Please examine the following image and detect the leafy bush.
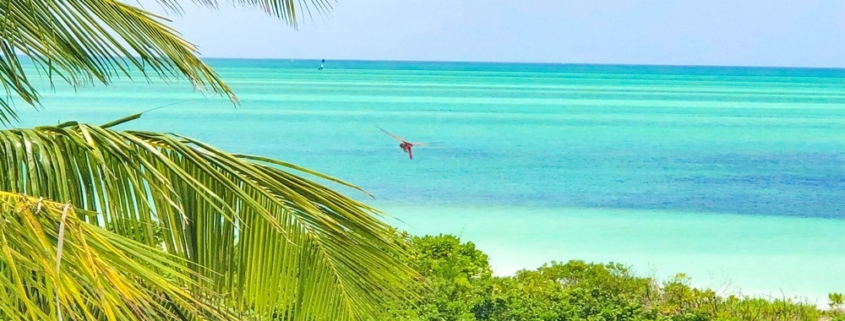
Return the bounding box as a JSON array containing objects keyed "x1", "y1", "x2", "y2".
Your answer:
[{"x1": 388, "y1": 234, "x2": 839, "y2": 321}]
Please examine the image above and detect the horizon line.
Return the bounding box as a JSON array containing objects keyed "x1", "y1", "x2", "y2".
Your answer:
[
  {"x1": 197, "y1": 56, "x2": 845, "y2": 71},
  {"x1": 13, "y1": 54, "x2": 845, "y2": 71}
]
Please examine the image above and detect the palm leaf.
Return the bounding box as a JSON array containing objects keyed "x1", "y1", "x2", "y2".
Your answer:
[
  {"x1": 0, "y1": 191, "x2": 235, "y2": 320},
  {"x1": 0, "y1": 119, "x2": 418, "y2": 320},
  {"x1": 153, "y1": 0, "x2": 337, "y2": 25},
  {"x1": 0, "y1": 0, "x2": 333, "y2": 125}
]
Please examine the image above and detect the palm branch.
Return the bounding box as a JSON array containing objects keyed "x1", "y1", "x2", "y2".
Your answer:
[
  {"x1": 0, "y1": 0, "x2": 333, "y2": 125},
  {"x1": 0, "y1": 116, "x2": 418, "y2": 320},
  {"x1": 0, "y1": 191, "x2": 234, "y2": 320}
]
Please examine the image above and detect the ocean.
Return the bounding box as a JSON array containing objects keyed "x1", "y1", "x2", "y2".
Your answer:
[{"x1": 13, "y1": 59, "x2": 845, "y2": 305}]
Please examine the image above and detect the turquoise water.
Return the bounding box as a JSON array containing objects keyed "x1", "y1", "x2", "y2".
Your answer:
[{"x1": 14, "y1": 59, "x2": 845, "y2": 304}]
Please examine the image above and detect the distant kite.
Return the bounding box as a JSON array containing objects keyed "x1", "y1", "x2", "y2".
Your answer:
[{"x1": 378, "y1": 127, "x2": 432, "y2": 160}]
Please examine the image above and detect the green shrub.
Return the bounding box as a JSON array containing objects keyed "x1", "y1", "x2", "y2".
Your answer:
[{"x1": 387, "y1": 234, "x2": 835, "y2": 321}]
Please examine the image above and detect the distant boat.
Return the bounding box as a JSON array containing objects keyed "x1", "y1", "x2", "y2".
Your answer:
[{"x1": 318, "y1": 59, "x2": 325, "y2": 70}]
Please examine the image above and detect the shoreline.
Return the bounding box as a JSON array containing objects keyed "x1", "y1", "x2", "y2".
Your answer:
[{"x1": 374, "y1": 203, "x2": 845, "y2": 308}]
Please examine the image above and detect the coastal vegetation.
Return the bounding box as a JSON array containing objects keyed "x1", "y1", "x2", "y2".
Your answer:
[{"x1": 388, "y1": 234, "x2": 845, "y2": 321}]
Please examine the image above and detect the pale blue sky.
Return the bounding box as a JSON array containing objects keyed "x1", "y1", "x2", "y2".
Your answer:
[{"x1": 149, "y1": 0, "x2": 845, "y2": 67}]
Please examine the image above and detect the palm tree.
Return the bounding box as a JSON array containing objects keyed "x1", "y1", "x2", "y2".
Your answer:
[{"x1": 0, "y1": 0, "x2": 417, "y2": 320}]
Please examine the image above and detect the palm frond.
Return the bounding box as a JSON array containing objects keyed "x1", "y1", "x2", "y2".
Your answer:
[
  {"x1": 0, "y1": 119, "x2": 418, "y2": 319},
  {"x1": 0, "y1": 0, "x2": 236, "y2": 125},
  {"x1": 0, "y1": 191, "x2": 233, "y2": 320},
  {"x1": 0, "y1": 0, "x2": 337, "y2": 125},
  {"x1": 152, "y1": 0, "x2": 336, "y2": 27}
]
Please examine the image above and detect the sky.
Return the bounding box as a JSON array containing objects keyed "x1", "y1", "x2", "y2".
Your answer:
[{"x1": 143, "y1": 0, "x2": 845, "y2": 67}]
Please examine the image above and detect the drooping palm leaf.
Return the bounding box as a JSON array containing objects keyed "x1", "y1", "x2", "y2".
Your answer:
[
  {"x1": 0, "y1": 119, "x2": 417, "y2": 320},
  {"x1": 0, "y1": 0, "x2": 333, "y2": 125},
  {"x1": 153, "y1": 0, "x2": 337, "y2": 24},
  {"x1": 0, "y1": 191, "x2": 235, "y2": 321}
]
